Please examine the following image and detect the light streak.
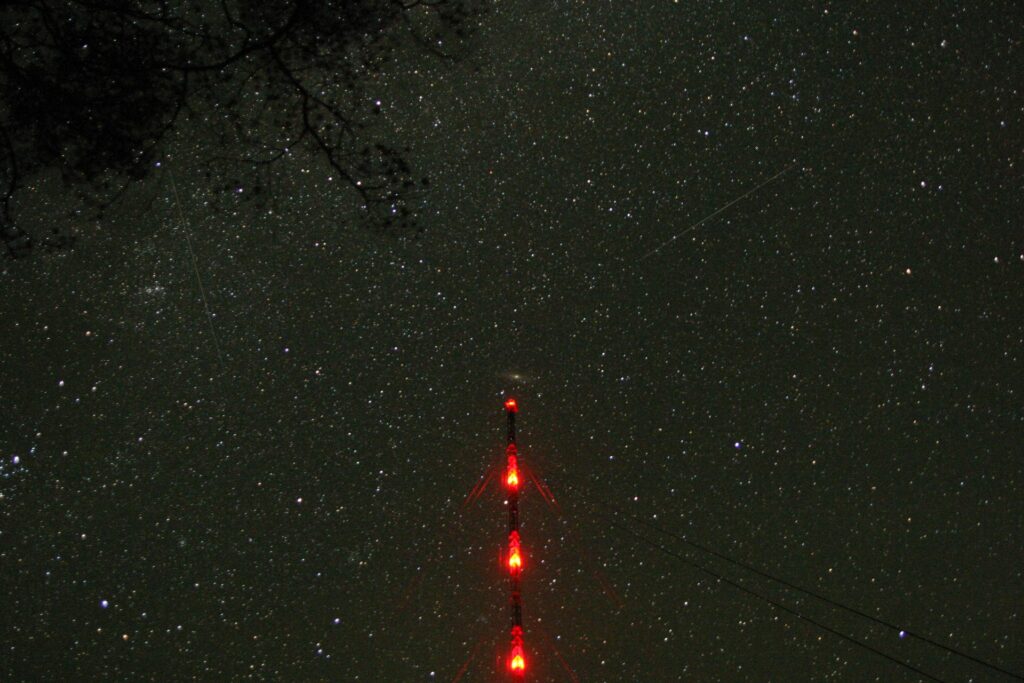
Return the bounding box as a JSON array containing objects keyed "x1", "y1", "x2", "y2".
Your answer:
[{"x1": 641, "y1": 165, "x2": 792, "y2": 259}]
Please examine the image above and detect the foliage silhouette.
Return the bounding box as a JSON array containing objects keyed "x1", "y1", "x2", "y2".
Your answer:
[{"x1": 0, "y1": 0, "x2": 485, "y2": 258}]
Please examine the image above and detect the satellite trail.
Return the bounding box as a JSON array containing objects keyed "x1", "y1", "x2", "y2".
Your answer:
[{"x1": 641, "y1": 165, "x2": 793, "y2": 260}]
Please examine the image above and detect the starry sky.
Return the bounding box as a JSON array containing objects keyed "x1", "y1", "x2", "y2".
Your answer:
[{"x1": 2, "y1": 1, "x2": 1022, "y2": 681}]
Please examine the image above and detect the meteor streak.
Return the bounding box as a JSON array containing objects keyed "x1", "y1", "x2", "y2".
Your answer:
[{"x1": 641, "y1": 165, "x2": 793, "y2": 260}]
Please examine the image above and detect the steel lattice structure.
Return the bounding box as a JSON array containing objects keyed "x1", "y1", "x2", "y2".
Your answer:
[{"x1": 503, "y1": 397, "x2": 526, "y2": 678}]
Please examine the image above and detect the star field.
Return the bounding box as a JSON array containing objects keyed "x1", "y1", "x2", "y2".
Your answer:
[{"x1": 1, "y1": 1, "x2": 1022, "y2": 681}]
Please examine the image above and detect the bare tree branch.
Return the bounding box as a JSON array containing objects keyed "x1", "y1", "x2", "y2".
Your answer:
[{"x1": 0, "y1": 0, "x2": 487, "y2": 257}]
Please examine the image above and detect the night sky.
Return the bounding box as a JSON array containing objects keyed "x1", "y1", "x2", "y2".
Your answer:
[{"x1": 2, "y1": 2, "x2": 1022, "y2": 681}]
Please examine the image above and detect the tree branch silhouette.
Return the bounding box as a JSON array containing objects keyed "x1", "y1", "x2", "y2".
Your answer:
[{"x1": 0, "y1": 0, "x2": 485, "y2": 258}]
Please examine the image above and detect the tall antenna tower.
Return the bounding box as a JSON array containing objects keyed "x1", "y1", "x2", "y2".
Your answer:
[{"x1": 503, "y1": 397, "x2": 526, "y2": 679}]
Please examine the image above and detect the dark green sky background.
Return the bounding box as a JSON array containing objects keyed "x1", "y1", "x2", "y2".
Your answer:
[{"x1": 2, "y1": 1, "x2": 1022, "y2": 681}]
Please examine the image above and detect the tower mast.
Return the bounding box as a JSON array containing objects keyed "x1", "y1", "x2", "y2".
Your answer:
[{"x1": 503, "y1": 397, "x2": 526, "y2": 679}]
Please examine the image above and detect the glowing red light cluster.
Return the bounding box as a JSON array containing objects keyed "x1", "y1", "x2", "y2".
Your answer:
[
  {"x1": 505, "y1": 397, "x2": 518, "y2": 413},
  {"x1": 507, "y1": 531, "x2": 522, "y2": 572},
  {"x1": 509, "y1": 625, "x2": 526, "y2": 675},
  {"x1": 506, "y1": 465, "x2": 519, "y2": 489},
  {"x1": 506, "y1": 447, "x2": 520, "y2": 490}
]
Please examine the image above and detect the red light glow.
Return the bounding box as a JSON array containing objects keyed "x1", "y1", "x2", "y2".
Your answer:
[
  {"x1": 505, "y1": 397, "x2": 518, "y2": 412},
  {"x1": 507, "y1": 531, "x2": 522, "y2": 572},
  {"x1": 506, "y1": 454, "x2": 520, "y2": 489},
  {"x1": 509, "y1": 626, "x2": 526, "y2": 674}
]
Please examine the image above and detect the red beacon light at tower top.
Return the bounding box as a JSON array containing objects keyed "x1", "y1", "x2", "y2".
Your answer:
[{"x1": 504, "y1": 397, "x2": 518, "y2": 413}]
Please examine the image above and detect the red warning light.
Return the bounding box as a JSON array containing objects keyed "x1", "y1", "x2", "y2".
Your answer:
[
  {"x1": 509, "y1": 626, "x2": 526, "y2": 675},
  {"x1": 505, "y1": 397, "x2": 518, "y2": 413},
  {"x1": 510, "y1": 651, "x2": 525, "y2": 674},
  {"x1": 507, "y1": 531, "x2": 522, "y2": 572},
  {"x1": 506, "y1": 454, "x2": 520, "y2": 489}
]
